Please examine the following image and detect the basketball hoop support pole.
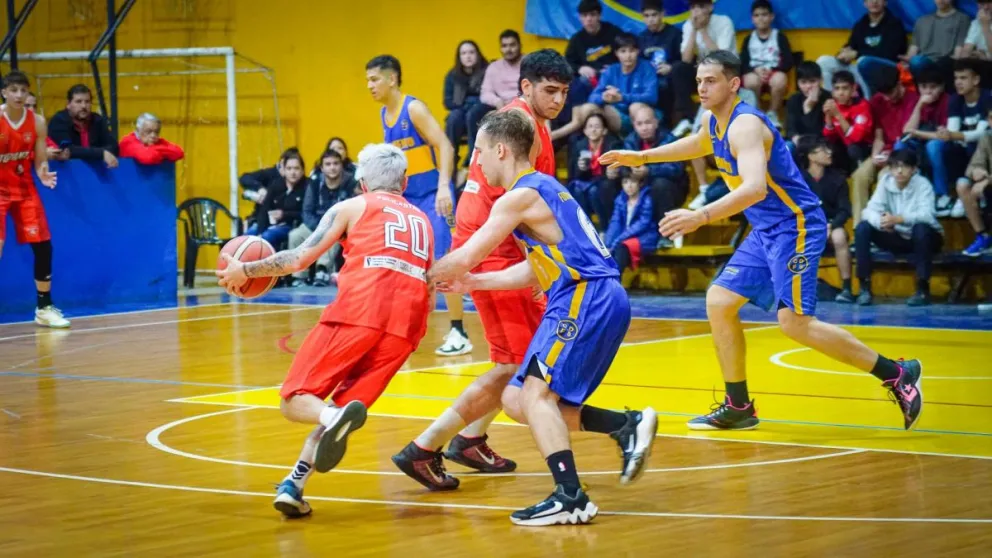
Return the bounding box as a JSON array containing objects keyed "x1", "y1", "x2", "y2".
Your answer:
[{"x1": 225, "y1": 51, "x2": 239, "y2": 215}]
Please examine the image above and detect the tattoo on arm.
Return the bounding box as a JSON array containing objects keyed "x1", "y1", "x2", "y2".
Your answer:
[{"x1": 244, "y1": 207, "x2": 341, "y2": 278}]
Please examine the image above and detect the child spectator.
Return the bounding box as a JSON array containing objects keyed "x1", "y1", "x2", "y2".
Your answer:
[
  {"x1": 799, "y1": 136, "x2": 854, "y2": 302},
  {"x1": 740, "y1": 0, "x2": 793, "y2": 129},
  {"x1": 558, "y1": 0, "x2": 621, "y2": 135},
  {"x1": 118, "y1": 113, "x2": 185, "y2": 164},
  {"x1": 785, "y1": 62, "x2": 829, "y2": 151},
  {"x1": 605, "y1": 169, "x2": 659, "y2": 271},
  {"x1": 855, "y1": 148, "x2": 943, "y2": 306},
  {"x1": 822, "y1": 70, "x2": 873, "y2": 173},
  {"x1": 670, "y1": 0, "x2": 736, "y2": 136},
  {"x1": 567, "y1": 113, "x2": 622, "y2": 228},
  {"x1": 958, "y1": 106, "x2": 992, "y2": 256},
  {"x1": 587, "y1": 32, "x2": 660, "y2": 135},
  {"x1": 638, "y1": 0, "x2": 682, "y2": 124}
]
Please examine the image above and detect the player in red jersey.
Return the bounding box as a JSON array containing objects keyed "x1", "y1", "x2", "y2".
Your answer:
[
  {"x1": 392, "y1": 49, "x2": 575, "y2": 490},
  {"x1": 217, "y1": 143, "x2": 435, "y2": 518},
  {"x1": 0, "y1": 71, "x2": 67, "y2": 328}
]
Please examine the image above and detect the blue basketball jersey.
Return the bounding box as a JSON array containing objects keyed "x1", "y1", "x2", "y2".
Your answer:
[
  {"x1": 381, "y1": 95, "x2": 439, "y2": 199},
  {"x1": 708, "y1": 99, "x2": 822, "y2": 233},
  {"x1": 510, "y1": 170, "x2": 619, "y2": 297}
]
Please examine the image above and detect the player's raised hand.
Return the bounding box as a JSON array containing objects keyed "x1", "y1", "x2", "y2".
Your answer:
[
  {"x1": 216, "y1": 253, "x2": 248, "y2": 292},
  {"x1": 659, "y1": 208, "x2": 706, "y2": 238},
  {"x1": 599, "y1": 150, "x2": 645, "y2": 170}
]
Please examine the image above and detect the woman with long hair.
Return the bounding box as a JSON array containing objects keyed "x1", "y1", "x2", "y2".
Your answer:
[{"x1": 443, "y1": 40, "x2": 488, "y2": 173}]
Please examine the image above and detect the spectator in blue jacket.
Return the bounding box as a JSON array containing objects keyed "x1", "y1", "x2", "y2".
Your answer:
[
  {"x1": 622, "y1": 105, "x2": 687, "y2": 232},
  {"x1": 606, "y1": 169, "x2": 660, "y2": 272}
]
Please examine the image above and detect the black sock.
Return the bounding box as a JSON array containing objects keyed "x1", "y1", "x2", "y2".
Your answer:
[
  {"x1": 546, "y1": 450, "x2": 581, "y2": 496},
  {"x1": 725, "y1": 381, "x2": 750, "y2": 408},
  {"x1": 870, "y1": 354, "x2": 902, "y2": 382},
  {"x1": 916, "y1": 279, "x2": 930, "y2": 295},
  {"x1": 859, "y1": 278, "x2": 871, "y2": 294},
  {"x1": 842, "y1": 278, "x2": 852, "y2": 291},
  {"x1": 451, "y1": 319, "x2": 466, "y2": 337},
  {"x1": 37, "y1": 291, "x2": 52, "y2": 309},
  {"x1": 579, "y1": 405, "x2": 629, "y2": 434}
]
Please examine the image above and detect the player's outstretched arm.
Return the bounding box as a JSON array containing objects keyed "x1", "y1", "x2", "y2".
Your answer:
[
  {"x1": 33, "y1": 114, "x2": 57, "y2": 189},
  {"x1": 429, "y1": 189, "x2": 534, "y2": 284},
  {"x1": 600, "y1": 117, "x2": 714, "y2": 169},
  {"x1": 468, "y1": 259, "x2": 538, "y2": 291}
]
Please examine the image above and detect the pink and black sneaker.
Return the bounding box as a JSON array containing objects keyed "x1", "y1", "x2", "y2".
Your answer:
[
  {"x1": 444, "y1": 434, "x2": 517, "y2": 473},
  {"x1": 687, "y1": 397, "x2": 759, "y2": 431},
  {"x1": 392, "y1": 442, "x2": 460, "y2": 491},
  {"x1": 882, "y1": 359, "x2": 924, "y2": 430}
]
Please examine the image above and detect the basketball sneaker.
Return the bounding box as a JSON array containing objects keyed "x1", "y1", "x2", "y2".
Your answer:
[
  {"x1": 392, "y1": 442, "x2": 460, "y2": 491},
  {"x1": 687, "y1": 397, "x2": 759, "y2": 430},
  {"x1": 509, "y1": 485, "x2": 598, "y2": 526},
  {"x1": 882, "y1": 359, "x2": 923, "y2": 430},
  {"x1": 444, "y1": 434, "x2": 517, "y2": 473},
  {"x1": 273, "y1": 480, "x2": 312, "y2": 518},
  {"x1": 313, "y1": 400, "x2": 367, "y2": 473},
  {"x1": 35, "y1": 305, "x2": 70, "y2": 329},
  {"x1": 435, "y1": 327, "x2": 472, "y2": 357},
  {"x1": 609, "y1": 407, "x2": 658, "y2": 484}
]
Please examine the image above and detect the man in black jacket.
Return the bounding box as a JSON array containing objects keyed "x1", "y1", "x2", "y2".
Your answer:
[
  {"x1": 816, "y1": 0, "x2": 908, "y2": 97},
  {"x1": 46, "y1": 84, "x2": 119, "y2": 168}
]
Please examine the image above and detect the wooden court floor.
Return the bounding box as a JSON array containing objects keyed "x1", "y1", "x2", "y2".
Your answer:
[{"x1": 1, "y1": 302, "x2": 990, "y2": 556}]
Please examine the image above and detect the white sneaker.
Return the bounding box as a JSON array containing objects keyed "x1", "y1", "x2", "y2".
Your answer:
[
  {"x1": 688, "y1": 187, "x2": 709, "y2": 210},
  {"x1": 35, "y1": 305, "x2": 70, "y2": 329},
  {"x1": 950, "y1": 198, "x2": 966, "y2": 219},
  {"x1": 672, "y1": 119, "x2": 693, "y2": 138},
  {"x1": 435, "y1": 327, "x2": 472, "y2": 357},
  {"x1": 767, "y1": 111, "x2": 782, "y2": 130}
]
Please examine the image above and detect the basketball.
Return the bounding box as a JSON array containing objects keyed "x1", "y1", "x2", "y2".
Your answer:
[{"x1": 218, "y1": 235, "x2": 278, "y2": 299}]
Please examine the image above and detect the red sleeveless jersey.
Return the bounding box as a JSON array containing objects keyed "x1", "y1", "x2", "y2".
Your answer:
[
  {"x1": 0, "y1": 107, "x2": 38, "y2": 202},
  {"x1": 320, "y1": 192, "x2": 433, "y2": 345},
  {"x1": 453, "y1": 98, "x2": 556, "y2": 271}
]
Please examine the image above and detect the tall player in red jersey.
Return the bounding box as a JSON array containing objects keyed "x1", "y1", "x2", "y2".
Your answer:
[
  {"x1": 0, "y1": 71, "x2": 68, "y2": 328},
  {"x1": 217, "y1": 144, "x2": 435, "y2": 518},
  {"x1": 392, "y1": 50, "x2": 574, "y2": 490}
]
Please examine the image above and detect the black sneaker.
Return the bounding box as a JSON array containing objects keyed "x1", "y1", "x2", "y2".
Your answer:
[
  {"x1": 444, "y1": 434, "x2": 517, "y2": 473},
  {"x1": 835, "y1": 288, "x2": 855, "y2": 303},
  {"x1": 313, "y1": 400, "x2": 367, "y2": 473},
  {"x1": 857, "y1": 291, "x2": 873, "y2": 306},
  {"x1": 509, "y1": 484, "x2": 598, "y2": 526},
  {"x1": 392, "y1": 442, "x2": 460, "y2": 491},
  {"x1": 609, "y1": 407, "x2": 658, "y2": 484},
  {"x1": 882, "y1": 359, "x2": 924, "y2": 430},
  {"x1": 687, "y1": 397, "x2": 759, "y2": 431},
  {"x1": 906, "y1": 292, "x2": 930, "y2": 306}
]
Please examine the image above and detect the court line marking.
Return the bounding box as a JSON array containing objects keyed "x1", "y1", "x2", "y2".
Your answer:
[
  {"x1": 0, "y1": 301, "x2": 238, "y2": 327},
  {"x1": 145, "y1": 406, "x2": 866, "y2": 477},
  {"x1": 770, "y1": 347, "x2": 992, "y2": 381},
  {"x1": 0, "y1": 466, "x2": 988, "y2": 524},
  {"x1": 0, "y1": 307, "x2": 313, "y2": 343},
  {"x1": 3, "y1": 338, "x2": 131, "y2": 370}
]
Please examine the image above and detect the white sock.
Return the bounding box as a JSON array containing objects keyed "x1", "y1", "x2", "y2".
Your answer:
[
  {"x1": 318, "y1": 405, "x2": 340, "y2": 428},
  {"x1": 414, "y1": 408, "x2": 466, "y2": 450},
  {"x1": 284, "y1": 460, "x2": 313, "y2": 490},
  {"x1": 459, "y1": 409, "x2": 500, "y2": 439}
]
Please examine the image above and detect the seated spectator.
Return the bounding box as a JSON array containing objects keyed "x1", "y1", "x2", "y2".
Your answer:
[
  {"x1": 622, "y1": 105, "x2": 686, "y2": 229},
  {"x1": 670, "y1": 0, "x2": 736, "y2": 136},
  {"x1": 903, "y1": 0, "x2": 970, "y2": 80},
  {"x1": 822, "y1": 70, "x2": 873, "y2": 173},
  {"x1": 605, "y1": 169, "x2": 659, "y2": 272},
  {"x1": 816, "y1": 0, "x2": 907, "y2": 98},
  {"x1": 638, "y1": 0, "x2": 682, "y2": 126},
  {"x1": 556, "y1": 0, "x2": 621, "y2": 138},
  {"x1": 46, "y1": 84, "x2": 119, "y2": 168},
  {"x1": 586, "y1": 33, "x2": 659, "y2": 135},
  {"x1": 899, "y1": 67, "x2": 950, "y2": 202},
  {"x1": 25, "y1": 91, "x2": 38, "y2": 113},
  {"x1": 567, "y1": 113, "x2": 622, "y2": 228},
  {"x1": 851, "y1": 65, "x2": 920, "y2": 223},
  {"x1": 786, "y1": 63, "x2": 828, "y2": 152},
  {"x1": 476, "y1": 30, "x2": 524, "y2": 132},
  {"x1": 798, "y1": 136, "x2": 854, "y2": 302},
  {"x1": 910, "y1": 60, "x2": 991, "y2": 216},
  {"x1": 240, "y1": 147, "x2": 301, "y2": 224},
  {"x1": 961, "y1": 0, "x2": 992, "y2": 70},
  {"x1": 248, "y1": 149, "x2": 307, "y2": 250},
  {"x1": 957, "y1": 106, "x2": 992, "y2": 256},
  {"x1": 118, "y1": 113, "x2": 185, "y2": 165},
  {"x1": 289, "y1": 149, "x2": 357, "y2": 286},
  {"x1": 444, "y1": 40, "x2": 488, "y2": 171},
  {"x1": 740, "y1": 0, "x2": 793, "y2": 129},
  {"x1": 855, "y1": 148, "x2": 943, "y2": 306}
]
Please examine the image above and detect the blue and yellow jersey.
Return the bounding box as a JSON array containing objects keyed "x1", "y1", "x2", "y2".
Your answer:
[
  {"x1": 381, "y1": 95, "x2": 439, "y2": 199},
  {"x1": 707, "y1": 99, "x2": 822, "y2": 233},
  {"x1": 510, "y1": 170, "x2": 619, "y2": 298}
]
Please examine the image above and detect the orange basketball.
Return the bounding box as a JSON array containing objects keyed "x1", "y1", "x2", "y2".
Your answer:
[{"x1": 218, "y1": 235, "x2": 278, "y2": 299}]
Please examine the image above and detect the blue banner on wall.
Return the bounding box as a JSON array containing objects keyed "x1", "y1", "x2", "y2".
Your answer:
[
  {"x1": 525, "y1": 0, "x2": 979, "y2": 39},
  {"x1": 0, "y1": 160, "x2": 178, "y2": 315}
]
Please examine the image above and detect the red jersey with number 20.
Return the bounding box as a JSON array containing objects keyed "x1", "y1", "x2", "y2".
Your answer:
[
  {"x1": 320, "y1": 192, "x2": 433, "y2": 345},
  {"x1": 0, "y1": 107, "x2": 38, "y2": 201},
  {"x1": 453, "y1": 98, "x2": 556, "y2": 271}
]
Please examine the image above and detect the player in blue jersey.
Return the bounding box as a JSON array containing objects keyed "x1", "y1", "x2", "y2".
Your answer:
[
  {"x1": 366, "y1": 55, "x2": 472, "y2": 358},
  {"x1": 601, "y1": 50, "x2": 923, "y2": 432},
  {"x1": 430, "y1": 110, "x2": 658, "y2": 527}
]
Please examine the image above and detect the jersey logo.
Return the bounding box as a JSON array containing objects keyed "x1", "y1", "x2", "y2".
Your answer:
[
  {"x1": 23, "y1": 133, "x2": 33, "y2": 143},
  {"x1": 557, "y1": 191, "x2": 573, "y2": 202},
  {"x1": 787, "y1": 255, "x2": 809, "y2": 274},
  {"x1": 401, "y1": 119, "x2": 409, "y2": 132},
  {"x1": 0, "y1": 150, "x2": 31, "y2": 163},
  {"x1": 463, "y1": 180, "x2": 480, "y2": 194},
  {"x1": 555, "y1": 318, "x2": 579, "y2": 342}
]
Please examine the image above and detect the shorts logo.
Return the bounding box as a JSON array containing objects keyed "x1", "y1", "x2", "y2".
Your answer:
[
  {"x1": 788, "y1": 254, "x2": 809, "y2": 274},
  {"x1": 555, "y1": 318, "x2": 579, "y2": 342}
]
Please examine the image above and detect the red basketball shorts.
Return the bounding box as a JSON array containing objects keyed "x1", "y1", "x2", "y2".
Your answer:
[
  {"x1": 280, "y1": 322, "x2": 414, "y2": 407},
  {"x1": 471, "y1": 287, "x2": 545, "y2": 365},
  {"x1": 0, "y1": 186, "x2": 51, "y2": 244}
]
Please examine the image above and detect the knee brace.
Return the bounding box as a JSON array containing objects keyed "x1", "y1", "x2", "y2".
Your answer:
[{"x1": 31, "y1": 240, "x2": 53, "y2": 282}]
